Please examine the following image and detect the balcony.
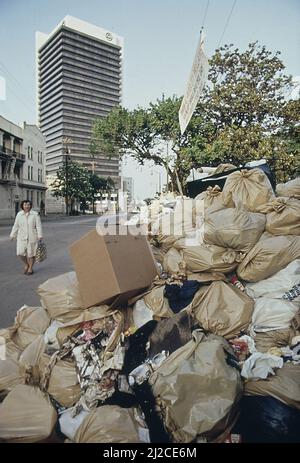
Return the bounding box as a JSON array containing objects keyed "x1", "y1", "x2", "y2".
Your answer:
[
  {"x1": 0, "y1": 177, "x2": 16, "y2": 186},
  {"x1": 0, "y1": 146, "x2": 26, "y2": 162}
]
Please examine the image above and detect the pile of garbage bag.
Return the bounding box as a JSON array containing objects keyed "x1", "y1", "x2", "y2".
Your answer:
[{"x1": 0, "y1": 170, "x2": 300, "y2": 443}]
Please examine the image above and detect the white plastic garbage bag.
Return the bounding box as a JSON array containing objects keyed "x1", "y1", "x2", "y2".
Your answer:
[
  {"x1": 59, "y1": 408, "x2": 90, "y2": 441},
  {"x1": 132, "y1": 299, "x2": 153, "y2": 328},
  {"x1": 249, "y1": 298, "x2": 299, "y2": 335},
  {"x1": 245, "y1": 260, "x2": 300, "y2": 301},
  {"x1": 44, "y1": 320, "x2": 64, "y2": 350},
  {"x1": 241, "y1": 352, "x2": 283, "y2": 379}
]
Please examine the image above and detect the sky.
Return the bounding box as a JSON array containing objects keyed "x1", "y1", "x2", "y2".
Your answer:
[{"x1": 0, "y1": 0, "x2": 299, "y2": 199}]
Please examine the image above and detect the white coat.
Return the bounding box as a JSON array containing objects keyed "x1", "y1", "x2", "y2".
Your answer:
[{"x1": 10, "y1": 210, "x2": 43, "y2": 257}]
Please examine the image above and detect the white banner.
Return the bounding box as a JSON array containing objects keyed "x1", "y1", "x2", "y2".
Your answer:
[{"x1": 179, "y1": 33, "x2": 209, "y2": 135}]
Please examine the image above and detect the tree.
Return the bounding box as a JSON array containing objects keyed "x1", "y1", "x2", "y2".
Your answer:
[
  {"x1": 91, "y1": 98, "x2": 206, "y2": 193},
  {"x1": 190, "y1": 42, "x2": 298, "y2": 181},
  {"x1": 91, "y1": 42, "x2": 298, "y2": 191},
  {"x1": 89, "y1": 174, "x2": 115, "y2": 213},
  {"x1": 51, "y1": 161, "x2": 93, "y2": 213}
]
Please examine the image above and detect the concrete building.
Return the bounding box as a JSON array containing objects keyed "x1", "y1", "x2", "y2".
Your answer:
[
  {"x1": 0, "y1": 116, "x2": 46, "y2": 219},
  {"x1": 36, "y1": 15, "x2": 123, "y2": 191}
]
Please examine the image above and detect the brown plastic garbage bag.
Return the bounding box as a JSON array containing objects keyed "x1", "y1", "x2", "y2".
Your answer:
[
  {"x1": 150, "y1": 244, "x2": 165, "y2": 265},
  {"x1": 0, "y1": 328, "x2": 10, "y2": 341},
  {"x1": 18, "y1": 335, "x2": 46, "y2": 384},
  {"x1": 9, "y1": 306, "x2": 50, "y2": 350},
  {"x1": 0, "y1": 336, "x2": 46, "y2": 397},
  {"x1": 188, "y1": 281, "x2": 254, "y2": 339},
  {"x1": 149, "y1": 331, "x2": 242, "y2": 442},
  {"x1": 291, "y1": 310, "x2": 300, "y2": 331},
  {"x1": 143, "y1": 285, "x2": 174, "y2": 318},
  {"x1": 37, "y1": 272, "x2": 84, "y2": 323},
  {"x1": 187, "y1": 272, "x2": 227, "y2": 282},
  {"x1": 163, "y1": 248, "x2": 186, "y2": 274},
  {"x1": 74, "y1": 406, "x2": 144, "y2": 443},
  {"x1": 0, "y1": 331, "x2": 18, "y2": 363},
  {"x1": 195, "y1": 185, "x2": 234, "y2": 210},
  {"x1": 181, "y1": 243, "x2": 244, "y2": 274},
  {"x1": 204, "y1": 207, "x2": 266, "y2": 252},
  {"x1": 252, "y1": 329, "x2": 296, "y2": 353},
  {"x1": 0, "y1": 359, "x2": 23, "y2": 395},
  {"x1": 237, "y1": 234, "x2": 300, "y2": 282},
  {"x1": 4, "y1": 342, "x2": 21, "y2": 362},
  {"x1": 39, "y1": 355, "x2": 81, "y2": 408},
  {"x1": 0, "y1": 384, "x2": 57, "y2": 442},
  {"x1": 276, "y1": 177, "x2": 300, "y2": 199},
  {"x1": 150, "y1": 234, "x2": 183, "y2": 257},
  {"x1": 244, "y1": 363, "x2": 300, "y2": 411},
  {"x1": 223, "y1": 169, "x2": 275, "y2": 212},
  {"x1": 257, "y1": 197, "x2": 300, "y2": 235}
]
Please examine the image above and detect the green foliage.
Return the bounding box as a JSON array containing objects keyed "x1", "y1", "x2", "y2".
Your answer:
[
  {"x1": 91, "y1": 41, "x2": 299, "y2": 191},
  {"x1": 50, "y1": 161, "x2": 93, "y2": 203},
  {"x1": 191, "y1": 42, "x2": 298, "y2": 182},
  {"x1": 51, "y1": 162, "x2": 117, "y2": 213},
  {"x1": 89, "y1": 174, "x2": 115, "y2": 196}
]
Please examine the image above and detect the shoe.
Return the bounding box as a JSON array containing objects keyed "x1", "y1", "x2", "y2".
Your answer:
[
  {"x1": 24, "y1": 266, "x2": 29, "y2": 274},
  {"x1": 27, "y1": 270, "x2": 34, "y2": 275}
]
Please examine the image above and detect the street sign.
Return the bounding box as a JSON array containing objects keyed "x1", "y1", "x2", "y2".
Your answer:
[{"x1": 179, "y1": 33, "x2": 209, "y2": 135}]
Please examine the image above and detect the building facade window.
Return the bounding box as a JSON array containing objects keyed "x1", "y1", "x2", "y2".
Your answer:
[
  {"x1": 31, "y1": 166, "x2": 33, "y2": 180},
  {"x1": 31, "y1": 147, "x2": 33, "y2": 159},
  {"x1": 27, "y1": 146, "x2": 30, "y2": 158},
  {"x1": 27, "y1": 166, "x2": 31, "y2": 180},
  {"x1": 37, "y1": 150, "x2": 43, "y2": 163},
  {"x1": 26, "y1": 189, "x2": 29, "y2": 200}
]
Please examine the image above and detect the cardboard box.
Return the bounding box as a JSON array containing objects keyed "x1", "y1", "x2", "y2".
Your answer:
[{"x1": 69, "y1": 227, "x2": 158, "y2": 309}]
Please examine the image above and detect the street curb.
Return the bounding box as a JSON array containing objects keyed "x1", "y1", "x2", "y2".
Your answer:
[{"x1": 0, "y1": 214, "x2": 99, "y2": 227}]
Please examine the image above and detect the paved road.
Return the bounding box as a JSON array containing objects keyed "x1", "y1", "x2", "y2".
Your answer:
[{"x1": 0, "y1": 216, "x2": 103, "y2": 328}]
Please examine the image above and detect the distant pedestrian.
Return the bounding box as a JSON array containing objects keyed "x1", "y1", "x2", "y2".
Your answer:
[{"x1": 10, "y1": 200, "x2": 43, "y2": 275}]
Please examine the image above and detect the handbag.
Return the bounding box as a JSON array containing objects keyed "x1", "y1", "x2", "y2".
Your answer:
[{"x1": 36, "y1": 239, "x2": 47, "y2": 263}]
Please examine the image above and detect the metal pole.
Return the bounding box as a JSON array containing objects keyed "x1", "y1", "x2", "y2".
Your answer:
[
  {"x1": 65, "y1": 150, "x2": 69, "y2": 216},
  {"x1": 63, "y1": 137, "x2": 73, "y2": 216},
  {"x1": 166, "y1": 142, "x2": 169, "y2": 193}
]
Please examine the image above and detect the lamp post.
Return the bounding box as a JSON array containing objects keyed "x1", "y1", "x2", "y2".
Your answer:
[{"x1": 62, "y1": 137, "x2": 73, "y2": 216}]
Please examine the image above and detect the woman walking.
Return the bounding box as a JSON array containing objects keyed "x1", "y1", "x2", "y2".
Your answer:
[{"x1": 10, "y1": 200, "x2": 43, "y2": 275}]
